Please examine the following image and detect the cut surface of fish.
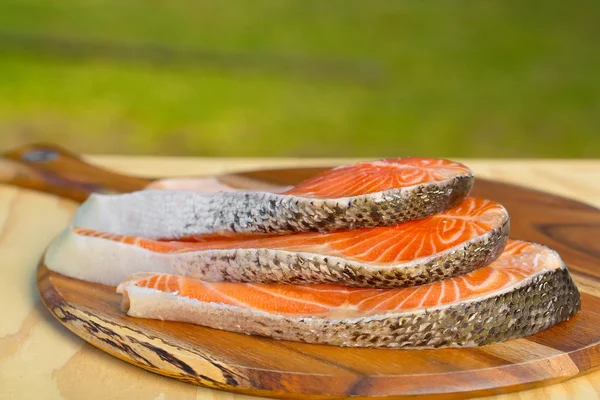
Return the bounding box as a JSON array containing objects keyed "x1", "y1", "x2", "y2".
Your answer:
[
  {"x1": 46, "y1": 198, "x2": 509, "y2": 287},
  {"x1": 117, "y1": 240, "x2": 581, "y2": 349},
  {"x1": 72, "y1": 158, "x2": 473, "y2": 237}
]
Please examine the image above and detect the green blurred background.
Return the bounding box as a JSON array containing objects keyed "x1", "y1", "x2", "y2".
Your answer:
[{"x1": 1, "y1": 0, "x2": 599, "y2": 157}]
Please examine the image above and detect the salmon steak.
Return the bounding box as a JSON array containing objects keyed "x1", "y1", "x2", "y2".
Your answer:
[
  {"x1": 46, "y1": 198, "x2": 509, "y2": 288},
  {"x1": 71, "y1": 158, "x2": 473, "y2": 238},
  {"x1": 117, "y1": 240, "x2": 581, "y2": 348}
]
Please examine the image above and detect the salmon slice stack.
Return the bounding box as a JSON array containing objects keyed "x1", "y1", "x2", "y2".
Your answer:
[
  {"x1": 72, "y1": 158, "x2": 473, "y2": 238},
  {"x1": 46, "y1": 197, "x2": 508, "y2": 287},
  {"x1": 117, "y1": 240, "x2": 580, "y2": 348},
  {"x1": 45, "y1": 157, "x2": 581, "y2": 348}
]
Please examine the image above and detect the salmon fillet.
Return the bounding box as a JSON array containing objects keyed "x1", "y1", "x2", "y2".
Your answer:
[
  {"x1": 117, "y1": 240, "x2": 581, "y2": 348},
  {"x1": 72, "y1": 158, "x2": 473, "y2": 238},
  {"x1": 46, "y1": 197, "x2": 509, "y2": 287}
]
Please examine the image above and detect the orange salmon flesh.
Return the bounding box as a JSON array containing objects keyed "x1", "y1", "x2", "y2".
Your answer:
[
  {"x1": 120, "y1": 240, "x2": 553, "y2": 318},
  {"x1": 75, "y1": 197, "x2": 506, "y2": 264}
]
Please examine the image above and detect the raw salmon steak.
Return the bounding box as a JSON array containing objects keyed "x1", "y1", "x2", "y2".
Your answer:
[
  {"x1": 117, "y1": 240, "x2": 581, "y2": 348},
  {"x1": 46, "y1": 198, "x2": 509, "y2": 288},
  {"x1": 71, "y1": 158, "x2": 473, "y2": 238}
]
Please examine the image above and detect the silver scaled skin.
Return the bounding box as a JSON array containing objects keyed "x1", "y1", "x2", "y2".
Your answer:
[
  {"x1": 177, "y1": 220, "x2": 509, "y2": 288},
  {"x1": 73, "y1": 175, "x2": 473, "y2": 238}
]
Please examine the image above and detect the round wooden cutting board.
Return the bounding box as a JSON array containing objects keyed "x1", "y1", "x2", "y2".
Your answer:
[{"x1": 33, "y1": 165, "x2": 600, "y2": 400}]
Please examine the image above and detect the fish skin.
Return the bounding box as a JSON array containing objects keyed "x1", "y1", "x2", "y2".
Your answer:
[
  {"x1": 72, "y1": 172, "x2": 473, "y2": 239},
  {"x1": 47, "y1": 200, "x2": 508, "y2": 288},
  {"x1": 118, "y1": 244, "x2": 581, "y2": 349},
  {"x1": 189, "y1": 219, "x2": 508, "y2": 288}
]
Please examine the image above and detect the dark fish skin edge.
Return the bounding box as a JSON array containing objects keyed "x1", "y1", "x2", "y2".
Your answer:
[
  {"x1": 228, "y1": 174, "x2": 474, "y2": 235},
  {"x1": 124, "y1": 265, "x2": 580, "y2": 349},
  {"x1": 198, "y1": 217, "x2": 510, "y2": 288}
]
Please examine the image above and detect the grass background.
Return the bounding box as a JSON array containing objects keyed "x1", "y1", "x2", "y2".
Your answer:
[{"x1": 0, "y1": 0, "x2": 599, "y2": 157}]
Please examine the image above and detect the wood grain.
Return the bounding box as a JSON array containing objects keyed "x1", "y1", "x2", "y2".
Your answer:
[
  {"x1": 0, "y1": 143, "x2": 151, "y2": 201},
  {"x1": 33, "y1": 165, "x2": 600, "y2": 399}
]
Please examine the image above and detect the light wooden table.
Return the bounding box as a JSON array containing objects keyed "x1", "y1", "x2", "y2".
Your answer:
[{"x1": 1, "y1": 157, "x2": 599, "y2": 400}]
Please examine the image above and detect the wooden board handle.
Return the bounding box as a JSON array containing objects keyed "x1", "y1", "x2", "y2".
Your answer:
[{"x1": 0, "y1": 143, "x2": 152, "y2": 202}]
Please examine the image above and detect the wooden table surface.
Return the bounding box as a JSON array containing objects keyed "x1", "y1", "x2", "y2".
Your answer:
[{"x1": 1, "y1": 156, "x2": 600, "y2": 400}]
